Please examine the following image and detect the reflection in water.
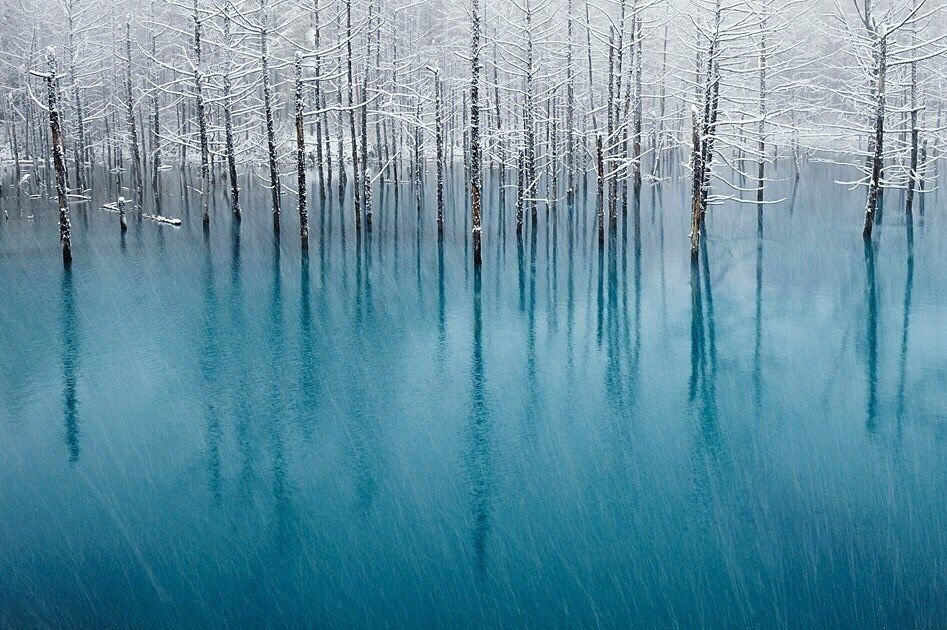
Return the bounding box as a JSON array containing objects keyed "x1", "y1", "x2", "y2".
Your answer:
[
  {"x1": 466, "y1": 266, "x2": 493, "y2": 574},
  {"x1": 268, "y1": 234, "x2": 293, "y2": 549},
  {"x1": 864, "y1": 241, "x2": 878, "y2": 432},
  {"x1": 200, "y1": 234, "x2": 222, "y2": 501},
  {"x1": 596, "y1": 236, "x2": 604, "y2": 348},
  {"x1": 4, "y1": 165, "x2": 946, "y2": 627},
  {"x1": 61, "y1": 268, "x2": 80, "y2": 463},
  {"x1": 605, "y1": 230, "x2": 621, "y2": 411},
  {"x1": 626, "y1": 194, "x2": 643, "y2": 409},
  {"x1": 526, "y1": 224, "x2": 539, "y2": 419},
  {"x1": 437, "y1": 233, "x2": 446, "y2": 367},
  {"x1": 689, "y1": 246, "x2": 719, "y2": 452},
  {"x1": 897, "y1": 217, "x2": 914, "y2": 426},
  {"x1": 754, "y1": 205, "x2": 764, "y2": 416},
  {"x1": 350, "y1": 229, "x2": 380, "y2": 515},
  {"x1": 230, "y1": 223, "x2": 255, "y2": 500},
  {"x1": 299, "y1": 248, "x2": 318, "y2": 434}
]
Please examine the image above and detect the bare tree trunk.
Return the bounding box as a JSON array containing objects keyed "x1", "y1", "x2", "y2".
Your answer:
[
  {"x1": 65, "y1": 0, "x2": 87, "y2": 193},
  {"x1": 596, "y1": 134, "x2": 604, "y2": 246},
  {"x1": 44, "y1": 49, "x2": 72, "y2": 265},
  {"x1": 414, "y1": 101, "x2": 423, "y2": 216},
  {"x1": 493, "y1": 43, "x2": 506, "y2": 207},
  {"x1": 690, "y1": 108, "x2": 703, "y2": 259},
  {"x1": 345, "y1": 0, "x2": 361, "y2": 230},
  {"x1": 652, "y1": 25, "x2": 668, "y2": 179},
  {"x1": 606, "y1": 26, "x2": 616, "y2": 225},
  {"x1": 222, "y1": 6, "x2": 240, "y2": 219},
  {"x1": 150, "y1": 0, "x2": 162, "y2": 213},
  {"x1": 524, "y1": 0, "x2": 536, "y2": 224},
  {"x1": 119, "y1": 195, "x2": 128, "y2": 232},
  {"x1": 905, "y1": 13, "x2": 919, "y2": 216},
  {"x1": 566, "y1": 0, "x2": 576, "y2": 202},
  {"x1": 295, "y1": 53, "x2": 309, "y2": 250},
  {"x1": 432, "y1": 69, "x2": 445, "y2": 233},
  {"x1": 757, "y1": 15, "x2": 767, "y2": 203},
  {"x1": 361, "y1": 70, "x2": 372, "y2": 229},
  {"x1": 261, "y1": 0, "x2": 281, "y2": 230},
  {"x1": 632, "y1": 12, "x2": 642, "y2": 193},
  {"x1": 124, "y1": 23, "x2": 142, "y2": 204},
  {"x1": 470, "y1": 0, "x2": 483, "y2": 266},
  {"x1": 864, "y1": 35, "x2": 886, "y2": 240},
  {"x1": 917, "y1": 138, "x2": 927, "y2": 214},
  {"x1": 9, "y1": 95, "x2": 21, "y2": 199},
  {"x1": 516, "y1": 146, "x2": 525, "y2": 237},
  {"x1": 312, "y1": 0, "x2": 326, "y2": 201},
  {"x1": 192, "y1": 0, "x2": 211, "y2": 227}
]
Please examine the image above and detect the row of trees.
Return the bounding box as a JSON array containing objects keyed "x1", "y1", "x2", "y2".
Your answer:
[{"x1": 0, "y1": 0, "x2": 944, "y2": 264}]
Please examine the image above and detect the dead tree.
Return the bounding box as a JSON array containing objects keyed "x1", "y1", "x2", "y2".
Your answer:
[
  {"x1": 345, "y1": 0, "x2": 360, "y2": 230},
  {"x1": 311, "y1": 0, "x2": 326, "y2": 201},
  {"x1": 862, "y1": 26, "x2": 886, "y2": 239},
  {"x1": 260, "y1": 0, "x2": 282, "y2": 230},
  {"x1": 192, "y1": 0, "x2": 211, "y2": 227},
  {"x1": 470, "y1": 0, "x2": 483, "y2": 266},
  {"x1": 64, "y1": 0, "x2": 88, "y2": 193},
  {"x1": 690, "y1": 108, "x2": 702, "y2": 258},
  {"x1": 148, "y1": 0, "x2": 162, "y2": 212},
  {"x1": 430, "y1": 66, "x2": 445, "y2": 233},
  {"x1": 40, "y1": 49, "x2": 72, "y2": 265},
  {"x1": 295, "y1": 53, "x2": 309, "y2": 249},
  {"x1": 124, "y1": 23, "x2": 143, "y2": 203}
]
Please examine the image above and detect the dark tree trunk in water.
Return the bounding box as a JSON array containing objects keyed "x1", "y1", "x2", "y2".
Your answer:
[
  {"x1": 361, "y1": 78, "x2": 372, "y2": 230},
  {"x1": 863, "y1": 35, "x2": 886, "y2": 240},
  {"x1": 261, "y1": 0, "x2": 281, "y2": 230},
  {"x1": 690, "y1": 109, "x2": 703, "y2": 259},
  {"x1": 516, "y1": 147, "x2": 525, "y2": 237},
  {"x1": 44, "y1": 49, "x2": 72, "y2": 265},
  {"x1": 295, "y1": 53, "x2": 308, "y2": 250},
  {"x1": 757, "y1": 9, "x2": 767, "y2": 203},
  {"x1": 150, "y1": 0, "x2": 162, "y2": 214},
  {"x1": 432, "y1": 70, "x2": 445, "y2": 233},
  {"x1": 596, "y1": 134, "x2": 604, "y2": 247},
  {"x1": 124, "y1": 23, "x2": 142, "y2": 204},
  {"x1": 414, "y1": 102, "x2": 423, "y2": 216},
  {"x1": 193, "y1": 0, "x2": 211, "y2": 228},
  {"x1": 222, "y1": 6, "x2": 240, "y2": 219},
  {"x1": 905, "y1": 19, "x2": 919, "y2": 216},
  {"x1": 9, "y1": 95, "x2": 22, "y2": 198},
  {"x1": 312, "y1": 0, "x2": 325, "y2": 202},
  {"x1": 345, "y1": 0, "x2": 360, "y2": 230},
  {"x1": 119, "y1": 196, "x2": 128, "y2": 232}
]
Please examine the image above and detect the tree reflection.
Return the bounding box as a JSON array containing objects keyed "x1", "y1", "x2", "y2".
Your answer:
[{"x1": 61, "y1": 267, "x2": 80, "y2": 463}]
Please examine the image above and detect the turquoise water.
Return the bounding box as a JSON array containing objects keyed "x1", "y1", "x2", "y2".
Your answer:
[{"x1": 1, "y1": 164, "x2": 945, "y2": 626}]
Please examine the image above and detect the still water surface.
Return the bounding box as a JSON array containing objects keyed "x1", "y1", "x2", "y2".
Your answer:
[{"x1": 1, "y1": 164, "x2": 945, "y2": 626}]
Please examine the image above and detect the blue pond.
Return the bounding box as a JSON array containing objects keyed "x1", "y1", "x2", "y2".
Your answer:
[{"x1": 0, "y1": 163, "x2": 945, "y2": 626}]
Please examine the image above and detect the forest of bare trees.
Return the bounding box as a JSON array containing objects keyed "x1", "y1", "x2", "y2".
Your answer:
[{"x1": 0, "y1": 0, "x2": 945, "y2": 264}]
